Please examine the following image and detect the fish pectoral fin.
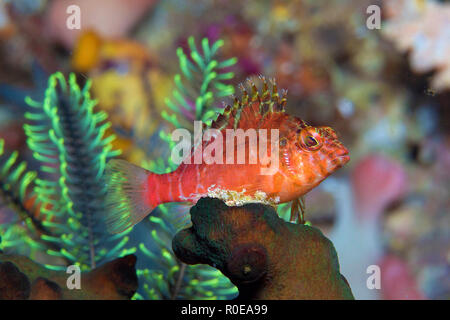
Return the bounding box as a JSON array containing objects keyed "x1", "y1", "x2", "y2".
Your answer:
[{"x1": 290, "y1": 197, "x2": 306, "y2": 224}]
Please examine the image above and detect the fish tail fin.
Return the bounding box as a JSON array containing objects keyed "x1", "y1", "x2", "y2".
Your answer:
[{"x1": 104, "y1": 159, "x2": 155, "y2": 234}]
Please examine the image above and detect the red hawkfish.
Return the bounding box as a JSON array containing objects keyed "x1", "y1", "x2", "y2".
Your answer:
[{"x1": 105, "y1": 78, "x2": 350, "y2": 233}]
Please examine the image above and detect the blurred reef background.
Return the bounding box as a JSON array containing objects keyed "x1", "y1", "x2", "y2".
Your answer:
[{"x1": 0, "y1": 0, "x2": 449, "y2": 299}]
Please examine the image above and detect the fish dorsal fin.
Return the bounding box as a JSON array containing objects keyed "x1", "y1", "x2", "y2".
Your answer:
[
  {"x1": 211, "y1": 76, "x2": 288, "y2": 131},
  {"x1": 182, "y1": 77, "x2": 289, "y2": 167}
]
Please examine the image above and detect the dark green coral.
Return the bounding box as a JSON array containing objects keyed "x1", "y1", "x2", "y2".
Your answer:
[
  {"x1": 1, "y1": 72, "x2": 134, "y2": 271},
  {"x1": 137, "y1": 37, "x2": 238, "y2": 300}
]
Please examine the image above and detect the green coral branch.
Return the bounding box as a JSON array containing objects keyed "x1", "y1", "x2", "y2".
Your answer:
[
  {"x1": 138, "y1": 204, "x2": 237, "y2": 300},
  {"x1": 0, "y1": 139, "x2": 51, "y2": 253},
  {"x1": 23, "y1": 72, "x2": 128, "y2": 270},
  {"x1": 137, "y1": 37, "x2": 238, "y2": 299},
  {"x1": 162, "y1": 36, "x2": 237, "y2": 130}
]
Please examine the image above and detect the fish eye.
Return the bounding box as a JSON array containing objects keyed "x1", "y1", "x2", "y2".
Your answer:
[
  {"x1": 299, "y1": 130, "x2": 322, "y2": 150},
  {"x1": 305, "y1": 135, "x2": 318, "y2": 147}
]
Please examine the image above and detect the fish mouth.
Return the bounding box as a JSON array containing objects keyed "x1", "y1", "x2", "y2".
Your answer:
[
  {"x1": 335, "y1": 149, "x2": 350, "y2": 164},
  {"x1": 339, "y1": 154, "x2": 350, "y2": 163}
]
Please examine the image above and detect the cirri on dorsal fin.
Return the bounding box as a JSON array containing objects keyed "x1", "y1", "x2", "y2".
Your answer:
[
  {"x1": 181, "y1": 76, "x2": 303, "y2": 167},
  {"x1": 210, "y1": 75, "x2": 289, "y2": 131}
]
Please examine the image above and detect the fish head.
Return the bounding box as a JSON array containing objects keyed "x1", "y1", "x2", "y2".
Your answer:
[{"x1": 282, "y1": 121, "x2": 350, "y2": 187}]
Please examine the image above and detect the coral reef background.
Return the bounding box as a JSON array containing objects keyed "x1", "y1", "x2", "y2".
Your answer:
[{"x1": 0, "y1": 0, "x2": 449, "y2": 299}]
